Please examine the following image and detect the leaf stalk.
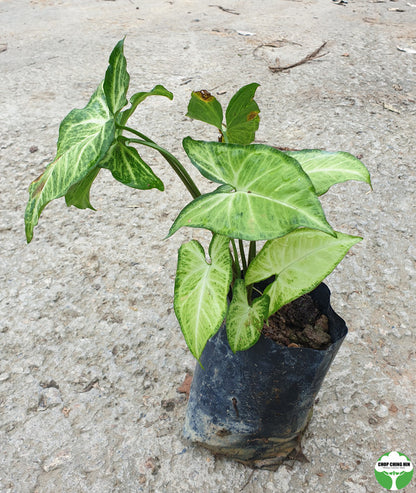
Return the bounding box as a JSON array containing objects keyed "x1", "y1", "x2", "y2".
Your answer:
[{"x1": 120, "y1": 126, "x2": 201, "y2": 199}]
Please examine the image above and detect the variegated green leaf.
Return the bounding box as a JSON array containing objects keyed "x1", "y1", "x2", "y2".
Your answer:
[
  {"x1": 99, "y1": 138, "x2": 164, "y2": 191},
  {"x1": 224, "y1": 83, "x2": 260, "y2": 144},
  {"x1": 245, "y1": 229, "x2": 362, "y2": 316},
  {"x1": 286, "y1": 149, "x2": 372, "y2": 195},
  {"x1": 226, "y1": 279, "x2": 269, "y2": 353},
  {"x1": 103, "y1": 38, "x2": 130, "y2": 115},
  {"x1": 65, "y1": 167, "x2": 100, "y2": 209},
  {"x1": 25, "y1": 82, "x2": 115, "y2": 243},
  {"x1": 168, "y1": 139, "x2": 334, "y2": 241},
  {"x1": 186, "y1": 90, "x2": 224, "y2": 130},
  {"x1": 174, "y1": 235, "x2": 232, "y2": 361},
  {"x1": 118, "y1": 85, "x2": 173, "y2": 127}
]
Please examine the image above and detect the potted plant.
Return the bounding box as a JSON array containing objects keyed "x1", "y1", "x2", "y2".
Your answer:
[{"x1": 25, "y1": 39, "x2": 371, "y2": 468}]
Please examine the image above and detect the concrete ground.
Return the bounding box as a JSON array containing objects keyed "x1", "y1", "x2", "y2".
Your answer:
[{"x1": 1, "y1": 0, "x2": 415, "y2": 491}]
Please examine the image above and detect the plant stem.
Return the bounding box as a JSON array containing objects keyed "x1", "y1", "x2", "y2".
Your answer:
[
  {"x1": 245, "y1": 242, "x2": 257, "y2": 303},
  {"x1": 120, "y1": 126, "x2": 201, "y2": 199},
  {"x1": 231, "y1": 239, "x2": 241, "y2": 279},
  {"x1": 239, "y1": 239, "x2": 247, "y2": 273},
  {"x1": 118, "y1": 125, "x2": 153, "y2": 142},
  {"x1": 248, "y1": 241, "x2": 256, "y2": 265}
]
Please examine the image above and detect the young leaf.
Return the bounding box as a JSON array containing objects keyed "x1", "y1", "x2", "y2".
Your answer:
[
  {"x1": 98, "y1": 138, "x2": 164, "y2": 191},
  {"x1": 65, "y1": 167, "x2": 100, "y2": 209},
  {"x1": 245, "y1": 229, "x2": 362, "y2": 316},
  {"x1": 103, "y1": 38, "x2": 130, "y2": 115},
  {"x1": 168, "y1": 139, "x2": 334, "y2": 241},
  {"x1": 25, "y1": 82, "x2": 115, "y2": 243},
  {"x1": 174, "y1": 235, "x2": 232, "y2": 361},
  {"x1": 224, "y1": 83, "x2": 260, "y2": 144},
  {"x1": 226, "y1": 279, "x2": 269, "y2": 353},
  {"x1": 286, "y1": 150, "x2": 372, "y2": 195},
  {"x1": 118, "y1": 85, "x2": 173, "y2": 127},
  {"x1": 186, "y1": 90, "x2": 224, "y2": 131}
]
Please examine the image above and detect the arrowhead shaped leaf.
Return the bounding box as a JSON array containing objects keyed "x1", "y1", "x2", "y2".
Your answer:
[
  {"x1": 286, "y1": 150, "x2": 372, "y2": 195},
  {"x1": 25, "y1": 82, "x2": 115, "y2": 242},
  {"x1": 99, "y1": 138, "x2": 164, "y2": 191},
  {"x1": 103, "y1": 38, "x2": 130, "y2": 115},
  {"x1": 186, "y1": 90, "x2": 224, "y2": 130},
  {"x1": 224, "y1": 83, "x2": 260, "y2": 144},
  {"x1": 174, "y1": 235, "x2": 232, "y2": 361},
  {"x1": 169, "y1": 139, "x2": 334, "y2": 241},
  {"x1": 226, "y1": 279, "x2": 269, "y2": 353},
  {"x1": 245, "y1": 229, "x2": 362, "y2": 316}
]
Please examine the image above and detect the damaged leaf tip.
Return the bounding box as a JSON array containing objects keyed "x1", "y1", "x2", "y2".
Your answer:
[{"x1": 194, "y1": 90, "x2": 215, "y2": 102}]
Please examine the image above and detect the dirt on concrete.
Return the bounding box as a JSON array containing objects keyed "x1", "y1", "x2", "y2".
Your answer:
[{"x1": 1, "y1": 0, "x2": 415, "y2": 492}]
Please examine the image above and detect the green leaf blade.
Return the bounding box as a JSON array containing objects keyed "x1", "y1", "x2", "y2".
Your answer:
[
  {"x1": 224, "y1": 82, "x2": 260, "y2": 144},
  {"x1": 99, "y1": 139, "x2": 164, "y2": 191},
  {"x1": 174, "y1": 235, "x2": 232, "y2": 360},
  {"x1": 169, "y1": 139, "x2": 334, "y2": 241},
  {"x1": 65, "y1": 167, "x2": 100, "y2": 209},
  {"x1": 245, "y1": 229, "x2": 362, "y2": 316},
  {"x1": 103, "y1": 38, "x2": 130, "y2": 115},
  {"x1": 226, "y1": 279, "x2": 269, "y2": 353},
  {"x1": 286, "y1": 150, "x2": 372, "y2": 195},
  {"x1": 128, "y1": 85, "x2": 174, "y2": 108},
  {"x1": 56, "y1": 83, "x2": 113, "y2": 156},
  {"x1": 25, "y1": 83, "x2": 115, "y2": 243},
  {"x1": 118, "y1": 84, "x2": 173, "y2": 127},
  {"x1": 186, "y1": 90, "x2": 224, "y2": 131}
]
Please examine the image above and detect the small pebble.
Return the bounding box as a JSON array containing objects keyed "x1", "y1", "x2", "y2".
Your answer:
[{"x1": 376, "y1": 404, "x2": 389, "y2": 418}]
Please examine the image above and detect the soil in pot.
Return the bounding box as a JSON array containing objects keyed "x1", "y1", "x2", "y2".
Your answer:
[{"x1": 262, "y1": 294, "x2": 332, "y2": 350}]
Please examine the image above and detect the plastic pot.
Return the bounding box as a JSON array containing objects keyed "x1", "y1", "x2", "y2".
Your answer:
[{"x1": 183, "y1": 283, "x2": 348, "y2": 468}]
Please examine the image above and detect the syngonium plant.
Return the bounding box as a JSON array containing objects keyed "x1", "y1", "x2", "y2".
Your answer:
[{"x1": 25, "y1": 39, "x2": 372, "y2": 362}]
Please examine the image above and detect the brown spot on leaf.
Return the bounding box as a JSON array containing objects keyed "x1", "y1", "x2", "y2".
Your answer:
[
  {"x1": 196, "y1": 90, "x2": 214, "y2": 102},
  {"x1": 31, "y1": 174, "x2": 46, "y2": 195},
  {"x1": 247, "y1": 111, "x2": 259, "y2": 121}
]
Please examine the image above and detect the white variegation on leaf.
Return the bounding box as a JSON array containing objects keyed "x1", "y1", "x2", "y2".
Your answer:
[
  {"x1": 286, "y1": 149, "x2": 372, "y2": 196},
  {"x1": 174, "y1": 235, "x2": 232, "y2": 361},
  {"x1": 99, "y1": 139, "x2": 164, "y2": 191},
  {"x1": 25, "y1": 39, "x2": 172, "y2": 243},
  {"x1": 245, "y1": 229, "x2": 362, "y2": 317},
  {"x1": 226, "y1": 279, "x2": 269, "y2": 353},
  {"x1": 25, "y1": 82, "x2": 115, "y2": 242},
  {"x1": 169, "y1": 139, "x2": 335, "y2": 241},
  {"x1": 103, "y1": 38, "x2": 130, "y2": 115},
  {"x1": 24, "y1": 38, "x2": 373, "y2": 361}
]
